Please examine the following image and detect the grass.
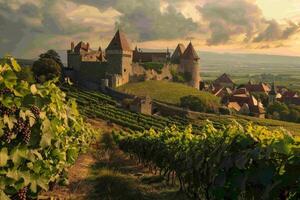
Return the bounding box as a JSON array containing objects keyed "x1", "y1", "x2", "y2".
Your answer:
[{"x1": 117, "y1": 80, "x2": 219, "y2": 105}]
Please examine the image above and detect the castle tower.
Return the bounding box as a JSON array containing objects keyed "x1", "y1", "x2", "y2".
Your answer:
[
  {"x1": 106, "y1": 30, "x2": 132, "y2": 86},
  {"x1": 180, "y1": 42, "x2": 201, "y2": 89},
  {"x1": 171, "y1": 43, "x2": 185, "y2": 64}
]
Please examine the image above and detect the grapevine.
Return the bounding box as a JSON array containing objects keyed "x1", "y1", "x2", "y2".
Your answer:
[
  {"x1": 113, "y1": 122, "x2": 300, "y2": 200},
  {"x1": 0, "y1": 56, "x2": 96, "y2": 199}
]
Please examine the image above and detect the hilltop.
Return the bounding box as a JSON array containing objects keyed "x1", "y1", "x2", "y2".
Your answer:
[{"x1": 116, "y1": 80, "x2": 219, "y2": 105}]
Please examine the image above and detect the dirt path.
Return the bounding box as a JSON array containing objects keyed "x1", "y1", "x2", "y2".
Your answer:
[{"x1": 39, "y1": 118, "x2": 187, "y2": 200}]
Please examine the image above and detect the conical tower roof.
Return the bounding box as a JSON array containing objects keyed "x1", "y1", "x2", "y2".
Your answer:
[
  {"x1": 181, "y1": 42, "x2": 199, "y2": 60},
  {"x1": 106, "y1": 30, "x2": 131, "y2": 51},
  {"x1": 171, "y1": 44, "x2": 185, "y2": 58}
]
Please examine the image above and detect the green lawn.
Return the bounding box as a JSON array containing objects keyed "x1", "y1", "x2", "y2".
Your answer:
[{"x1": 117, "y1": 80, "x2": 219, "y2": 105}]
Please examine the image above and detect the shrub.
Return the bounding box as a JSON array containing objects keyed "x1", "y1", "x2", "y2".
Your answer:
[
  {"x1": 32, "y1": 58, "x2": 61, "y2": 82},
  {"x1": 180, "y1": 95, "x2": 220, "y2": 113},
  {"x1": 141, "y1": 62, "x2": 164, "y2": 74}
]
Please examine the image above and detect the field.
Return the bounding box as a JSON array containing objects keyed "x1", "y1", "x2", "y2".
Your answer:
[
  {"x1": 116, "y1": 80, "x2": 218, "y2": 105},
  {"x1": 200, "y1": 51, "x2": 300, "y2": 91}
]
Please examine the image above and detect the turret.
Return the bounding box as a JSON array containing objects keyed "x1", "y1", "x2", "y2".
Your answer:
[
  {"x1": 106, "y1": 30, "x2": 133, "y2": 86},
  {"x1": 180, "y1": 42, "x2": 201, "y2": 89}
]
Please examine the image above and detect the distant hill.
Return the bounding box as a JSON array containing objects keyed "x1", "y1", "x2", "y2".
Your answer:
[{"x1": 16, "y1": 58, "x2": 35, "y2": 67}]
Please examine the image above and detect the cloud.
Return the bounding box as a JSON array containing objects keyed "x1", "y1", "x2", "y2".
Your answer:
[
  {"x1": 254, "y1": 20, "x2": 300, "y2": 42},
  {"x1": 198, "y1": 0, "x2": 300, "y2": 46},
  {"x1": 73, "y1": 0, "x2": 198, "y2": 41},
  {"x1": 0, "y1": 0, "x2": 299, "y2": 58}
]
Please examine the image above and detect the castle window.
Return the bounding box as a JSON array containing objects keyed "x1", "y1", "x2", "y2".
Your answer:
[{"x1": 124, "y1": 69, "x2": 127, "y2": 72}]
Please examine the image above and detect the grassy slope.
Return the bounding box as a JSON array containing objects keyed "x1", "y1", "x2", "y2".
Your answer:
[
  {"x1": 115, "y1": 81, "x2": 300, "y2": 135},
  {"x1": 117, "y1": 80, "x2": 219, "y2": 105}
]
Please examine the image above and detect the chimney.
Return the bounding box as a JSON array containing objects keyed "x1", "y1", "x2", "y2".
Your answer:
[{"x1": 71, "y1": 42, "x2": 74, "y2": 51}]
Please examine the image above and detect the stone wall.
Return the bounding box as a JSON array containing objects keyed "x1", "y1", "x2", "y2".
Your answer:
[{"x1": 131, "y1": 63, "x2": 175, "y2": 82}]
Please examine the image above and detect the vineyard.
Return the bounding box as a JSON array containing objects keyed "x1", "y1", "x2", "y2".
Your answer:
[
  {"x1": 0, "y1": 57, "x2": 95, "y2": 200},
  {"x1": 113, "y1": 122, "x2": 300, "y2": 200},
  {"x1": 61, "y1": 85, "x2": 210, "y2": 133},
  {"x1": 61, "y1": 85, "x2": 300, "y2": 135}
]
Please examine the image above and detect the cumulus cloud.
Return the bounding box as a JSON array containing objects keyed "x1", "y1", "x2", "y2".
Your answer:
[
  {"x1": 0, "y1": 0, "x2": 299, "y2": 58},
  {"x1": 198, "y1": 0, "x2": 300, "y2": 46},
  {"x1": 253, "y1": 20, "x2": 300, "y2": 42},
  {"x1": 73, "y1": 0, "x2": 198, "y2": 41},
  {"x1": 0, "y1": 0, "x2": 118, "y2": 57}
]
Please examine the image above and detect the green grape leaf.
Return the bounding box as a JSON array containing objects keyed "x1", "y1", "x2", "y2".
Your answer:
[
  {"x1": 11, "y1": 58, "x2": 21, "y2": 72},
  {"x1": 0, "y1": 190, "x2": 10, "y2": 200},
  {"x1": 0, "y1": 148, "x2": 8, "y2": 167},
  {"x1": 30, "y1": 84, "x2": 37, "y2": 95},
  {"x1": 11, "y1": 147, "x2": 28, "y2": 166}
]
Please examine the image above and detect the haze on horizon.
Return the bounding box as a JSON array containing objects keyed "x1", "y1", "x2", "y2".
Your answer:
[{"x1": 0, "y1": 0, "x2": 300, "y2": 58}]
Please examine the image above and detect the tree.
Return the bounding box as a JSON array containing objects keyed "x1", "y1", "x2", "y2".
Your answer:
[
  {"x1": 39, "y1": 49, "x2": 64, "y2": 68},
  {"x1": 32, "y1": 58, "x2": 61, "y2": 82},
  {"x1": 180, "y1": 95, "x2": 220, "y2": 113}
]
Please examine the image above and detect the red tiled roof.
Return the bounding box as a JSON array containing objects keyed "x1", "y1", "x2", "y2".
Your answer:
[
  {"x1": 233, "y1": 88, "x2": 249, "y2": 95},
  {"x1": 181, "y1": 42, "x2": 199, "y2": 60},
  {"x1": 215, "y1": 73, "x2": 234, "y2": 84},
  {"x1": 245, "y1": 82, "x2": 270, "y2": 93},
  {"x1": 106, "y1": 30, "x2": 131, "y2": 51},
  {"x1": 227, "y1": 102, "x2": 241, "y2": 111},
  {"x1": 74, "y1": 41, "x2": 89, "y2": 53}
]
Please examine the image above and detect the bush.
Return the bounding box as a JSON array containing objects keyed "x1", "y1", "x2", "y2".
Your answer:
[
  {"x1": 32, "y1": 58, "x2": 61, "y2": 82},
  {"x1": 180, "y1": 95, "x2": 220, "y2": 113},
  {"x1": 141, "y1": 62, "x2": 164, "y2": 74},
  {"x1": 0, "y1": 56, "x2": 95, "y2": 199}
]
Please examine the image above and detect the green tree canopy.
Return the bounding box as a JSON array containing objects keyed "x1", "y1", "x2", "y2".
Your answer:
[
  {"x1": 180, "y1": 95, "x2": 220, "y2": 113},
  {"x1": 32, "y1": 58, "x2": 61, "y2": 83},
  {"x1": 39, "y1": 49, "x2": 64, "y2": 68}
]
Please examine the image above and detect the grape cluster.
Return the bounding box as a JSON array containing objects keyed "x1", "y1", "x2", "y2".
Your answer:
[
  {"x1": 0, "y1": 88, "x2": 12, "y2": 95},
  {"x1": 12, "y1": 187, "x2": 28, "y2": 200},
  {"x1": 14, "y1": 118, "x2": 31, "y2": 144},
  {"x1": 0, "y1": 104, "x2": 13, "y2": 116},
  {"x1": 30, "y1": 105, "x2": 40, "y2": 119},
  {"x1": 3, "y1": 129, "x2": 14, "y2": 143},
  {"x1": 0, "y1": 103, "x2": 19, "y2": 116}
]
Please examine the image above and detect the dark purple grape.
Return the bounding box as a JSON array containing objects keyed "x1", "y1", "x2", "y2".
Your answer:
[
  {"x1": 14, "y1": 118, "x2": 31, "y2": 145},
  {"x1": 0, "y1": 88, "x2": 12, "y2": 95},
  {"x1": 2, "y1": 130, "x2": 13, "y2": 143},
  {"x1": 30, "y1": 105, "x2": 40, "y2": 119},
  {"x1": 12, "y1": 187, "x2": 28, "y2": 200}
]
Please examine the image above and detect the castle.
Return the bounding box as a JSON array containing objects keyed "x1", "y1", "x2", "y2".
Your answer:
[{"x1": 66, "y1": 30, "x2": 201, "y2": 90}]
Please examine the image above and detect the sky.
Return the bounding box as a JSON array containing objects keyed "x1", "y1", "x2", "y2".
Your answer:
[{"x1": 0, "y1": 0, "x2": 300, "y2": 58}]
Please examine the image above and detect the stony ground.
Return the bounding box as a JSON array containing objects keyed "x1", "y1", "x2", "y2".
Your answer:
[{"x1": 39, "y1": 119, "x2": 188, "y2": 200}]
